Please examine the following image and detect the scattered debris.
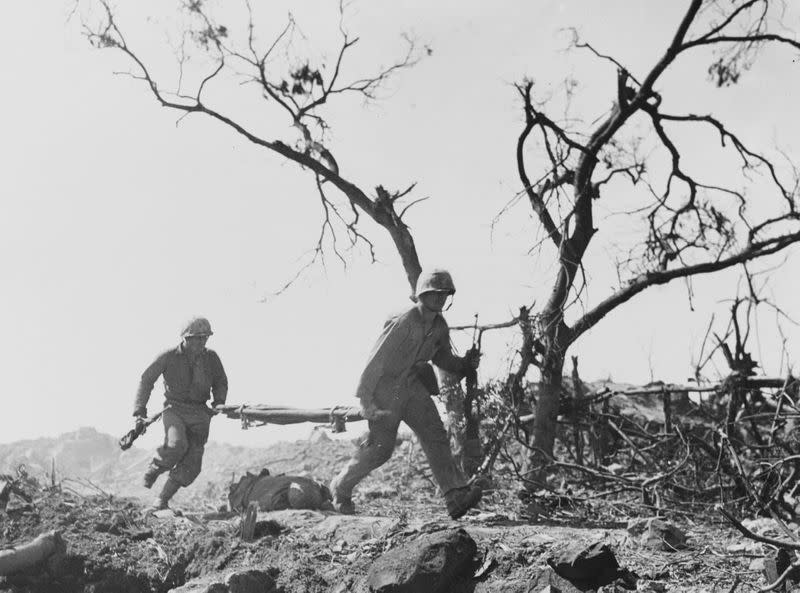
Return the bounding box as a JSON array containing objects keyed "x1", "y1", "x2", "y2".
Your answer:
[
  {"x1": 0, "y1": 425, "x2": 793, "y2": 592},
  {"x1": 0, "y1": 466, "x2": 35, "y2": 512}
]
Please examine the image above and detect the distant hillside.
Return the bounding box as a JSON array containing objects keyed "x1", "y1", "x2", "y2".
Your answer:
[
  {"x1": 0, "y1": 426, "x2": 359, "y2": 508},
  {"x1": 0, "y1": 381, "x2": 670, "y2": 508},
  {"x1": 0, "y1": 426, "x2": 148, "y2": 483}
]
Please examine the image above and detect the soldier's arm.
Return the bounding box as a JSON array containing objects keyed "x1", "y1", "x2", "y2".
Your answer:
[
  {"x1": 210, "y1": 351, "x2": 229, "y2": 406},
  {"x1": 134, "y1": 352, "x2": 169, "y2": 416},
  {"x1": 431, "y1": 325, "x2": 469, "y2": 377}
]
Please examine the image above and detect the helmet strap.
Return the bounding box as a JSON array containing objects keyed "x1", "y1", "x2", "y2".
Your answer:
[{"x1": 443, "y1": 294, "x2": 454, "y2": 312}]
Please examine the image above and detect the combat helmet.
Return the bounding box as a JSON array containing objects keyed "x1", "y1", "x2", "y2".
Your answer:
[
  {"x1": 180, "y1": 317, "x2": 214, "y2": 338},
  {"x1": 415, "y1": 269, "x2": 456, "y2": 298}
]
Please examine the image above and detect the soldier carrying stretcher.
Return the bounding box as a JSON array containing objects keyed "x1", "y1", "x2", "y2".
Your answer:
[
  {"x1": 329, "y1": 269, "x2": 483, "y2": 519},
  {"x1": 132, "y1": 317, "x2": 228, "y2": 511}
]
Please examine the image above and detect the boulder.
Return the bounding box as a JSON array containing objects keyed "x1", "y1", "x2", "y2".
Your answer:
[
  {"x1": 547, "y1": 541, "x2": 621, "y2": 589},
  {"x1": 365, "y1": 528, "x2": 477, "y2": 593}
]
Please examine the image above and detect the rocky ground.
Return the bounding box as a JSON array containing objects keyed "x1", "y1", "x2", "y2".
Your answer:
[{"x1": 0, "y1": 429, "x2": 794, "y2": 592}]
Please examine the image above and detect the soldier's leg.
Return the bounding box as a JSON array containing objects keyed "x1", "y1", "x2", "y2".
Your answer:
[
  {"x1": 144, "y1": 408, "x2": 189, "y2": 488},
  {"x1": 403, "y1": 390, "x2": 467, "y2": 494},
  {"x1": 169, "y1": 408, "x2": 211, "y2": 488},
  {"x1": 153, "y1": 408, "x2": 210, "y2": 510},
  {"x1": 330, "y1": 412, "x2": 401, "y2": 508},
  {"x1": 403, "y1": 390, "x2": 482, "y2": 518}
]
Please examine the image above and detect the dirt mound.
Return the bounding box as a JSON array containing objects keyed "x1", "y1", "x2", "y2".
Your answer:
[{"x1": 0, "y1": 430, "x2": 773, "y2": 593}]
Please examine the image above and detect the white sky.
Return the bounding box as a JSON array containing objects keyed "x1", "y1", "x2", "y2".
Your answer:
[{"x1": 1, "y1": 1, "x2": 798, "y2": 447}]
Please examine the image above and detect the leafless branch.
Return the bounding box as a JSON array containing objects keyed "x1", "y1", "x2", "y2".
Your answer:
[{"x1": 84, "y1": 0, "x2": 424, "y2": 291}]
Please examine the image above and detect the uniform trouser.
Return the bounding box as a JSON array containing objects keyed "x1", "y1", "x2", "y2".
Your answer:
[
  {"x1": 151, "y1": 404, "x2": 211, "y2": 487},
  {"x1": 332, "y1": 383, "x2": 467, "y2": 499}
]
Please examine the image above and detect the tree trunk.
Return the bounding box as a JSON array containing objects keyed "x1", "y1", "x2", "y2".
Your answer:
[
  {"x1": 570, "y1": 356, "x2": 585, "y2": 465},
  {"x1": 530, "y1": 350, "x2": 566, "y2": 472}
]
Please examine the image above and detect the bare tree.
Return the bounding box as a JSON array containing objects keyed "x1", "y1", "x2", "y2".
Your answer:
[
  {"x1": 513, "y1": 0, "x2": 800, "y2": 470},
  {"x1": 82, "y1": 1, "x2": 800, "y2": 475},
  {"x1": 82, "y1": 0, "x2": 426, "y2": 292}
]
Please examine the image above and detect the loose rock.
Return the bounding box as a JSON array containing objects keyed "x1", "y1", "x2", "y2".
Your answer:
[
  {"x1": 546, "y1": 541, "x2": 622, "y2": 589},
  {"x1": 365, "y1": 527, "x2": 477, "y2": 593}
]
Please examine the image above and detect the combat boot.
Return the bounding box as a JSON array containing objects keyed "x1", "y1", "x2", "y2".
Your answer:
[
  {"x1": 329, "y1": 477, "x2": 355, "y2": 515},
  {"x1": 332, "y1": 495, "x2": 355, "y2": 515},
  {"x1": 142, "y1": 463, "x2": 165, "y2": 489},
  {"x1": 445, "y1": 484, "x2": 482, "y2": 520},
  {"x1": 150, "y1": 477, "x2": 181, "y2": 511}
]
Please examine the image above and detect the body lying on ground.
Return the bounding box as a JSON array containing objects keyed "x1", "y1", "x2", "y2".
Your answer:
[{"x1": 228, "y1": 469, "x2": 333, "y2": 512}]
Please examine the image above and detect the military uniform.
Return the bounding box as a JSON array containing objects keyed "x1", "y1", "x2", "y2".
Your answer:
[
  {"x1": 331, "y1": 269, "x2": 482, "y2": 519},
  {"x1": 133, "y1": 317, "x2": 227, "y2": 509}
]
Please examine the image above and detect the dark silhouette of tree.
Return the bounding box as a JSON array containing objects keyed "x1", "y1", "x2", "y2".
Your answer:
[
  {"x1": 82, "y1": 0, "x2": 800, "y2": 478},
  {"x1": 511, "y1": 0, "x2": 800, "y2": 471},
  {"x1": 83, "y1": 0, "x2": 426, "y2": 293}
]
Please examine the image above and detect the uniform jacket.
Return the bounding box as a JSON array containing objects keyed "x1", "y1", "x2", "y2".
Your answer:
[
  {"x1": 356, "y1": 304, "x2": 464, "y2": 406},
  {"x1": 134, "y1": 343, "x2": 228, "y2": 413}
]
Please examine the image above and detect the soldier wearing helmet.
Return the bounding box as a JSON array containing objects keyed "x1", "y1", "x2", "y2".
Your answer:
[
  {"x1": 329, "y1": 268, "x2": 483, "y2": 519},
  {"x1": 132, "y1": 316, "x2": 228, "y2": 511}
]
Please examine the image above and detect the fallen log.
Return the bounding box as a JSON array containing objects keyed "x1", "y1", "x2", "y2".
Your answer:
[
  {"x1": 0, "y1": 530, "x2": 66, "y2": 576},
  {"x1": 215, "y1": 404, "x2": 364, "y2": 431}
]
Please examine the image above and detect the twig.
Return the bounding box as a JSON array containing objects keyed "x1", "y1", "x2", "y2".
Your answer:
[
  {"x1": 451, "y1": 317, "x2": 521, "y2": 332},
  {"x1": 718, "y1": 506, "x2": 800, "y2": 550},
  {"x1": 607, "y1": 418, "x2": 654, "y2": 467},
  {"x1": 769, "y1": 375, "x2": 795, "y2": 446}
]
